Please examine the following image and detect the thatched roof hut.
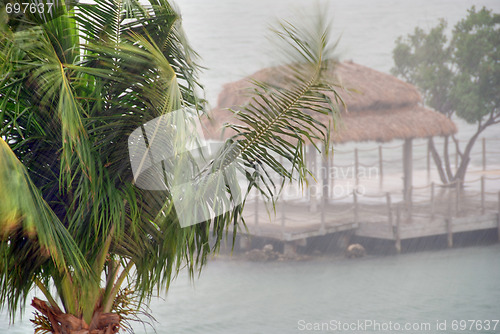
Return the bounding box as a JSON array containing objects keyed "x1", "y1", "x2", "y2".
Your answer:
[
  {"x1": 202, "y1": 61, "x2": 457, "y2": 202},
  {"x1": 203, "y1": 61, "x2": 457, "y2": 143}
]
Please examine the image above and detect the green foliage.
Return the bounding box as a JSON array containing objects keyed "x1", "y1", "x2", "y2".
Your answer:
[
  {"x1": 0, "y1": 0, "x2": 341, "y2": 328},
  {"x1": 392, "y1": 6, "x2": 500, "y2": 124},
  {"x1": 1, "y1": 0, "x2": 204, "y2": 322},
  {"x1": 392, "y1": 6, "x2": 500, "y2": 183},
  {"x1": 451, "y1": 7, "x2": 500, "y2": 123}
]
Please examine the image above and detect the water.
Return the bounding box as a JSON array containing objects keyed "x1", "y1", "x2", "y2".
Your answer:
[
  {"x1": 3, "y1": 0, "x2": 500, "y2": 332},
  {"x1": 129, "y1": 1, "x2": 500, "y2": 332},
  {"x1": 141, "y1": 246, "x2": 500, "y2": 333},
  {"x1": 3, "y1": 246, "x2": 500, "y2": 333}
]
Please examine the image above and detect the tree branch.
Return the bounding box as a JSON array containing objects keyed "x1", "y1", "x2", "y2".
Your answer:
[
  {"x1": 443, "y1": 136, "x2": 454, "y2": 180},
  {"x1": 428, "y1": 138, "x2": 449, "y2": 183},
  {"x1": 451, "y1": 134, "x2": 463, "y2": 158}
]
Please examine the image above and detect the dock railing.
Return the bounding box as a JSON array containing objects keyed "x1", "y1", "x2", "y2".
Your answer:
[{"x1": 247, "y1": 137, "x2": 500, "y2": 235}]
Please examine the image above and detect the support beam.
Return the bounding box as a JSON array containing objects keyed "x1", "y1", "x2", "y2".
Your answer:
[
  {"x1": 427, "y1": 139, "x2": 431, "y2": 181},
  {"x1": 354, "y1": 148, "x2": 359, "y2": 187},
  {"x1": 497, "y1": 191, "x2": 500, "y2": 242},
  {"x1": 295, "y1": 238, "x2": 307, "y2": 247},
  {"x1": 497, "y1": 213, "x2": 500, "y2": 243},
  {"x1": 320, "y1": 198, "x2": 326, "y2": 234},
  {"x1": 281, "y1": 200, "x2": 286, "y2": 227},
  {"x1": 239, "y1": 236, "x2": 251, "y2": 251},
  {"x1": 482, "y1": 137, "x2": 486, "y2": 171},
  {"x1": 395, "y1": 205, "x2": 401, "y2": 254},
  {"x1": 330, "y1": 152, "x2": 335, "y2": 198},
  {"x1": 430, "y1": 182, "x2": 435, "y2": 220},
  {"x1": 446, "y1": 218, "x2": 453, "y2": 248},
  {"x1": 283, "y1": 242, "x2": 297, "y2": 257},
  {"x1": 447, "y1": 191, "x2": 453, "y2": 248},
  {"x1": 403, "y1": 138, "x2": 413, "y2": 203},
  {"x1": 254, "y1": 188, "x2": 259, "y2": 225},
  {"x1": 481, "y1": 176, "x2": 485, "y2": 215},
  {"x1": 322, "y1": 149, "x2": 329, "y2": 203},
  {"x1": 309, "y1": 146, "x2": 317, "y2": 213},
  {"x1": 353, "y1": 190, "x2": 358, "y2": 224},
  {"x1": 386, "y1": 193, "x2": 392, "y2": 227},
  {"x1": 379, "y1": 145, "x2": 384, "y2": 189}
]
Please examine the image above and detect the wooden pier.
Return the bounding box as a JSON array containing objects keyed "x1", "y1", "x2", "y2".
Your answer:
[
  {"x1": 234, "y1": 137, "x2": 500, "y2": 253},
  {"x1": 239, "y1": 176, "x2": 500, "y2": 252}
]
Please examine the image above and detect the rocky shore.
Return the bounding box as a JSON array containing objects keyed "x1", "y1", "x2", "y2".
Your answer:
[
  {"x1": 222, "y1": 243, "x2": 367, "y2": 262},
  {"x1": 244, "y1": 244, "x2": 311, "y2": 262}
]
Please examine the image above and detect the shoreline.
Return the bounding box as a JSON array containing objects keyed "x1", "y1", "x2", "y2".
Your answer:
[{"x1": 210, "y1": 228, "x2": 500, "y2": 263}]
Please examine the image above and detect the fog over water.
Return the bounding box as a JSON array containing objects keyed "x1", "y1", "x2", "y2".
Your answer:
[
  {"x1": 2, "y1": 0, "x2": 500, "y2": 333},
  {"x1": 142, "y1": 246, "x2": 500, "y2": 334}
]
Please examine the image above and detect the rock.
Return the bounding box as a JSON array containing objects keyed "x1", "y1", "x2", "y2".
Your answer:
[
  {"x1": 346, "y1": 243, "x2": 366, "y2": 258},
  {"x1": 263, "y1": 244, "x2": 274, "y2": 252},
  {"x1": 246, "y1": 249, "x2": 269, "y2": 262},
  {"x1": 244, "y1": 243, "x2": 311, "y2": 262}
]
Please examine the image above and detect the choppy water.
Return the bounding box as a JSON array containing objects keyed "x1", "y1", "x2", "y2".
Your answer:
[
  {"x1": 3, "y1": 246, "x2": 500, "y2": 333},
  {"x1": 139, "y1": 245, "x2": 500, "y2": 334},
  {"x1": 3, "y1": 0, "x2": 500, "y2": 333}
]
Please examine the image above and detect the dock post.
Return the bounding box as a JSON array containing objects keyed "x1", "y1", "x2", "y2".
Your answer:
[
  {"x1": 330, "y1": 150, "x2": 334, "y2": 198},
  {"x1": 403, "y1": 138, "x2": 413, "y2": 203},
  {"x1": 446, "y1": 218, "x2": 453, "y2": 248},
  {"x1": 320, "y1": 190, "x2": 325, "y2": 233},
  {"x1": 281, "y1": 200, "x2": 286, "y2": 227},
  {"x1": 280, "y1": 154, "x2": 286, "y2": 229},
  {"x1": 481, "y1": 176, "x2": 485, "y2": 215},
  {"x1": 322, "y1": 148, "x2": 329, "y2": 204},
  {"x1": 386, "y1": 193, "x2": 392, "y2": 227},
  {"x1": 395, "y1": 205, "x2": 401, "y2": 254},
  {"x1": 239, "y1": 235, "x2": 251, "y2": 251},
  {"x1": 254, "y1": 188, "x2": 259, "y2": 226},
  {"x1": 354, "y1": 148, "x2": 359, "y2": 187},
  {"x1": 321, "y1": 149, "x2": 330, "y2": 224},
  {"x1": 306, "y1": 145, "x2": 310, "y2": 203},
  {"x1": 353, "y1": 190, "x2": 358, "y2": 224},
  {"x1": 482, "y1": 137, "x2": 486, "y2": 171},
  {"x1": 497, "y1": 191, "x2": 500, "y2": 242},
  {"x1": 426, "y1": 140, "x2": 431, "y2": 182},
  {"x1": 283, "y1": 242, "x2": 296, "y2": 257},
  {"x1": 447, "y1": 192, "x2": 453, "y2": 248},
  {"x1": 379, "y1": 145, "x2": 383, "y2": 189},
  {"x1": 430, "y1": 182, "x2": 435, "y2": 220},
  {"x1": 309, "y1": 147, "x2": 317, "y2": 213},
  {"x1": 408, "y1": 186, "x2": 413, "y2": 222},
  {"x1": 497, "y1": 214, "x2": 500, "y2": 242}
]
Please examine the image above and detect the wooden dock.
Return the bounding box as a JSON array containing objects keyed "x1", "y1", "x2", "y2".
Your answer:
[
  {"x1": 239, "y1": 185, "x2": 500, "y2": 252},
  {"x1": 234, "y1": 138, "x2": 500, "y2": 252}
]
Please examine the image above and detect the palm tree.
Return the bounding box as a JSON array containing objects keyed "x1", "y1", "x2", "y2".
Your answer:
[{"x1": 0, "y1": 1, "x2": 341, "y2": 333}]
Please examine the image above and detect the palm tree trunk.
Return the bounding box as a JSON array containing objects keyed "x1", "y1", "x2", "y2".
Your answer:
[{"x1": 32, "y1": 298, "x2": 120, "y2": 334}]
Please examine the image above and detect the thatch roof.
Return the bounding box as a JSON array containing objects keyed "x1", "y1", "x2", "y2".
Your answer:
[{"x1": 202, "y1": 61, "x2": 457, "y2": 143}]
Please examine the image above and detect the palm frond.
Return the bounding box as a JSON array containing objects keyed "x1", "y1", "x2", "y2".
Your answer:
[
  {"x1": 0, "y1": 138, "x2": 91, "y2": 319},
  {"x1": 210, "y1": 13, "x2": 342, "y2": 204},
  {"x1": 0, "y1": 0, "x2": 342, "y2": 327}
]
